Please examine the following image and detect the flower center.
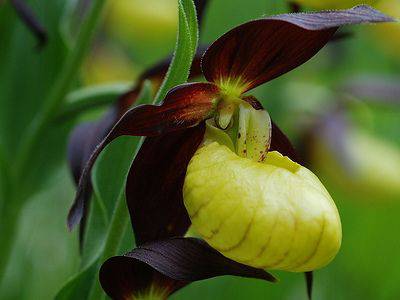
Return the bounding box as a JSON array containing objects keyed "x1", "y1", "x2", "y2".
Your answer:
[{"x1": 208, "y1": 97, "x2": 272, "y2": 163}]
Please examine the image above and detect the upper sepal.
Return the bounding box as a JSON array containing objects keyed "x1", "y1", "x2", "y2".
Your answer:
[
  {"x1": 67, "y1": 82, "x2": 219, "y2": 229},
  {"x1": 202, "y1": 5, "x2": 394, "y2": 93},
  {"x1": 100, "y1": 237, "x2": 276, "y2": 300}
]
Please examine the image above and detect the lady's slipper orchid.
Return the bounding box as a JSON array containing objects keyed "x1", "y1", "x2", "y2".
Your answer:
[{"x1": 67, "y1": 4, "x2": 393, "y2": 298}]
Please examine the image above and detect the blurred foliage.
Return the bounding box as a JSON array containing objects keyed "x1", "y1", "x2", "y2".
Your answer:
[{"x1": 0, "y1": 0, "x2": 399, "y2": 299}]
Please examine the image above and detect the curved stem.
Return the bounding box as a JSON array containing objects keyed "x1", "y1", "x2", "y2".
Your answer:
[
  {"x1": 15, "y1": 0, "x2": 107, "y2": 178},
  {"x1": 87, "y1": 194, "x2": 130, "y2": 300}
]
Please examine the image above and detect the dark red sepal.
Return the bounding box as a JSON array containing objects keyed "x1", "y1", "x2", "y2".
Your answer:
[
  {"x1": 202, "y1": 5, "x2": 393, "y2": 93},
  {"x1": 126, "y1": 125, "x2": 205, "y2": 245},
  {"x1": 67, "y1": 82, "x2": 219, "y2": 229},
  {"x1": 270, "y1": 122, "x2": 302, "y2": 164},
  {"x1": 100, "y1": 237, "x2": 276, "y2": 300}
]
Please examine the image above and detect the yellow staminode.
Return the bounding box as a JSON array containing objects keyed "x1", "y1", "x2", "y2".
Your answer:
[{"x1": 183, "y1": 142, "x2": 342, "y2": 272}]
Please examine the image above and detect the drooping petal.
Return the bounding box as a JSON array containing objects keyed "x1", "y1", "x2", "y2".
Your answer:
[
  {"x1": 67, "y1": 109, "x2": 119, "y2": 186},
  {"x1": 67, "y1": 46, "x2": 207, "y2": 184},
  {"x1": 68, "y1": 82, "x2": 219, "y2": 229},
  {"x1": 66, "y1": 109, "x2": 119, "y2": 247},
  {"x1": 99, "y1": 238, "x2": 276, "y2": 300},
  {"x1": 202, "y1": 5, "x2": 393, "y2": 93},
  {"x1": 126, "y1": 125, "x2": 205, "y2": 245}
]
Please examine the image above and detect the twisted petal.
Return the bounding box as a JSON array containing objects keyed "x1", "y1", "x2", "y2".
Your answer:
[
  {"x1": 126, "y1": 125, "x2": 205, "y2": 245},
  {"x1": 100, "y1": 238, "x2": 276, "y2": 300},
  {"x1": 68, "y1": 82, "x2": 219, "y2": 229},
  {"x1": 202, "y1": 5, "x2": 393, "y2": 93},
  {"x1": 67, "y1": 47, "x2": 207, "y2": 242}
]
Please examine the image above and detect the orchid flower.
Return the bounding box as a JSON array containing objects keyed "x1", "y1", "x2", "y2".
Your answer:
[{"x1": 67, "y1": 5, "x2": 392, "y2": 300}]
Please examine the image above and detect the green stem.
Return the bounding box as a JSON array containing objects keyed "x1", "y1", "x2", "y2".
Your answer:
[
  {"x1": 87, "y1": 194, "x2": 130, "y2": 300},
  {"x1": 15, "y1": 0, "x2": 107, "y2": 177}
]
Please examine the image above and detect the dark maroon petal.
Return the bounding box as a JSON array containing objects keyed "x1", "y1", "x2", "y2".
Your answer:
[
  {"x1": 127, "y1": 125, "x2": 205, "y2": 245},
  {"x1": 67, "y1": 46, "x2": 208, "y2": 186},
  {"x1": 100, "y1": 238, "x2": 276, "y2": 299},
  {"x1": 202, "y1": 5, "x2": 393, "y2": 92},
  {"x1": 11, "y1": 0, "x2": 47, "y2": 48},
  {"x1": 67, "y1": 109, "x2": 118, "y2": 185},
  {"x1": 67, "y1": 110, "x2": 119, "y2": 247},
  {"x1": 242, "y1": 95, "x2": 263, "y2": 110},
  {"x1": 68, "y1": 83, "x2": 219, "y2": 229},
  {"x1": 305, "y1": 271, "x2": 313, "y2": 300},
  {"x1": 270, "y1": 122, "x2": 302, "y2": 164},
  {"x1": 100, "y1": 255, "x2": 186, "y2": 300}
]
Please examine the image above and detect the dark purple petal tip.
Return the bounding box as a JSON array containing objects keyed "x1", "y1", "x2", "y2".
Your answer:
[
  {"x1": 100, "y1": 238, "x2": 276, "y2": 299},
  {"x1": 202, "y1": 5, "x2": 394, "y2": 92}
]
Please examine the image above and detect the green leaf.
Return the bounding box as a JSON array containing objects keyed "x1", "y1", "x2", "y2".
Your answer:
[
  {"x1": 92, "y1": 136, "x2": 141, "y2": 219},
  {"x1": 54, "y1": 259, "x2": 98, "y2": 300},
  {"x1": 80, "y1": 194, "x2": 108, "y2": 269},
  {"x1": 56, "y1": 83, "x2": 132, "y2": 121},
  {"x1": 154, "y1": 0, "x2": 199, "y2": 104},
  {"x1": 0, "y1": 0, "x2": 68, "y2": 198}
]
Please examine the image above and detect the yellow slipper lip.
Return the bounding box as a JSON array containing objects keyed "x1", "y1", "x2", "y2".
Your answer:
[{"x1": 183, "y1": 142, "x2": 342, "y2": 272}]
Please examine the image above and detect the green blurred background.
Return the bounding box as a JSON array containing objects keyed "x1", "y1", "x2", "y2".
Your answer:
[{"x1": 0, "y1": 0, "x2": 400, "y2": 299}]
